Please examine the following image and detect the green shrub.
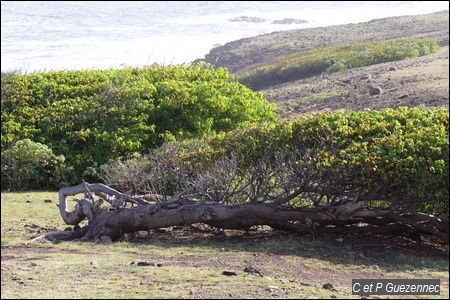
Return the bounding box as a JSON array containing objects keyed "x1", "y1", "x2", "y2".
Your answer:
[
  {"x1": 326, "y1": 60, "x2": 347, "y2": 73},
  {"x1": 111, "y1": 106, "x2": 448, "y2": 216},
  {"x1": 1, "y1": 139, "x2": 69, "y2": 191},
  {"x1": 1, "y1": 62, "x2": 277, "y2": 189}
]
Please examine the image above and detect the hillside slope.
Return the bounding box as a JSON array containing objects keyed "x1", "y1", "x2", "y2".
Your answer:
[{"x1": 198, "y1": 10, "x2": 449, "y2": 117}]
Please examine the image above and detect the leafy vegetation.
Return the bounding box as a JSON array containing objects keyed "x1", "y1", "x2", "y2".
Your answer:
[
  {"x1": 1, "y1": 139, "x2": 69, "y2": 191},
  {"x1": 0, "y1": 37, "x2": 446, "y2": 213},
  {"x1": 101, "y1": 106, "x2": 448, "y2": 216},
  {"x1": 236, "y1": 38, "x2": 439, "y2": 90},
  {"x1": 1, "y1": 62, "x2": 277, "y2": 189}
]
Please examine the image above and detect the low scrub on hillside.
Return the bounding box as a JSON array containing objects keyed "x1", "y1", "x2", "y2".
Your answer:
[{"x1": 237, "y1": 38, "x2": 439, "y2": 90}]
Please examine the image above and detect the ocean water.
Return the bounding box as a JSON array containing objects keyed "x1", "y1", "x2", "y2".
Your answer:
[{"x1": 1, "y1": 1, "x2": 449, "y2": 73}]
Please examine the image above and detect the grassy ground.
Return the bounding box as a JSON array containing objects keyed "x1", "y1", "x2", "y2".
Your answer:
[{"x1": 1, "y1": 192, "x2": 448, "y2": 299}]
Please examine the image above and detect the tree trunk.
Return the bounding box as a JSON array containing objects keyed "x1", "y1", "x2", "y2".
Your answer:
[{"x1": 46, "y1": 182, "x2": 448, "y2": 243}]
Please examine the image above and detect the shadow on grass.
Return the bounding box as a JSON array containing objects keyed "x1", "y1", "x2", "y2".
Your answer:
[{"x1": 118, "y1": 226, "x2": 449, "y2": 273}]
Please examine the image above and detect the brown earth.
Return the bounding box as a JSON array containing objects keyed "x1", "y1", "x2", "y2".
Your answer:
[{"x1": 198, "y1": 10, "x2": 449, "y2": 118}]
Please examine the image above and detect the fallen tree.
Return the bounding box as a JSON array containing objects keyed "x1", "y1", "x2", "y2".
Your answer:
[
  {"x1": 44, "y1": 178, "x2": 448, "y2": 243},
  {"x1": 42, "y1": 108, "x2": 448, "y2": 243}
]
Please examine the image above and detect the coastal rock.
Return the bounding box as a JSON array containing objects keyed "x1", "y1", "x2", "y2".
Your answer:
[
  {"x1": 228, "y1": 16, "x2": 268, "y2": 23},
  {"x1": 272, "y1": 18, "x2": 308, "y2": 25}
]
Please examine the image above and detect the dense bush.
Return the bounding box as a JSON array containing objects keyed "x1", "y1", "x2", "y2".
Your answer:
[
  {"x1": 1, "y1": 62, "x2": 277, "y2": 190},
  {"x1": 101, "y1": 106, "x2": 448, "y2": 216},
  {"x1": 1, "y1": 139, "x2": 74, "y2": 191}
]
